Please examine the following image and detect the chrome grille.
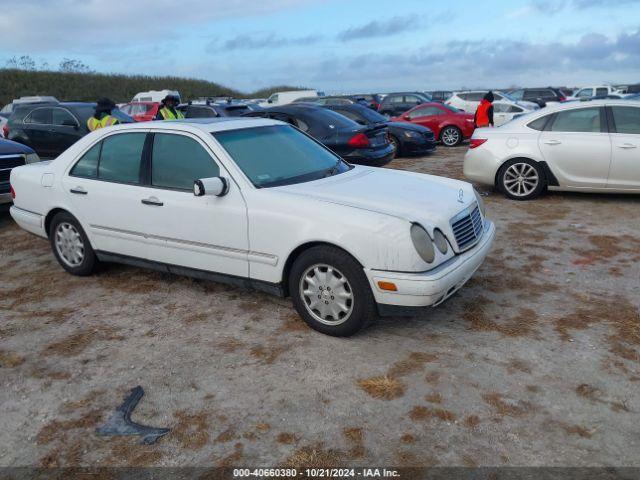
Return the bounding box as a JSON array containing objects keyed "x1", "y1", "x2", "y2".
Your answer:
[
  {"x1": 451, "y1": 204, "x2": 483, "y2": 251},
  {"x1": 0, "y1": 155, "x2": 25, "y2": 183}
]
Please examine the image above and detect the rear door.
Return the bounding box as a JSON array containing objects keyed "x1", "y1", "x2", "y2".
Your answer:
[
  {"x1": 538, "y1": 107, "x2": 611, "y2": 188},
  {"x1": 22, "y1": 107, "x2": 53, "y2": 157},
  {"x1": 607, "y1": 105, "x2": 640, "y2": 189}
]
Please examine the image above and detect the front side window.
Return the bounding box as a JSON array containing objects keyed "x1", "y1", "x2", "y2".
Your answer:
[
  {"x1": 98, "y1": 133, "x2": 146, "y2": 184},
  {"x1": 152, "y1": 133, "x2": 220, "y2": 190},
  {"x1": 213, "y1": 125, "x2": 349, "y2": 188},
  {"x1": 467, "y1": 93, "x2": 485, "y2": 101},
  {"x1": 576, "y1": 88, "x2": 592, "y2": 98},
  {"x1": 550, "y1": 107, "x2": 601, "y2": 133},
  {"x1": 596, "y1": 88, "x2": 608, "y2": 97},
  {"x1": 389, "y1": 96, "x2": 404, "y2": 104},
  {"x1": 408, "y1": 106, "x2": 443, "y2": 119},
  {"x1": 25, "y1": 108, "x2": 52, "y2": 124},
  {"x1": 611, "y1": 106, "x2": 640, "y2": 134}
]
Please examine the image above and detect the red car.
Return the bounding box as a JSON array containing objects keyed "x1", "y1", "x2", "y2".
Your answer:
[
  {"x1": 392, "y1": 102, "x2": 475, "y2": 147},
  {"x1": 118, "y1": 102, "x2": 160, "y2": 122}
]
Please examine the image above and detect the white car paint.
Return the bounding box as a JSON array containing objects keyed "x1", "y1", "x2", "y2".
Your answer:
[
  {"x1": 132, "y1": 90, "x2": 180, "y2": 103},
  {"x1": 446, "y1": 91, "x2": 538, "y2": 113},
  {"x1": 259, "y1": 90, "x2": 319, "y2": 107},
  {"x1": 569, "y1": 85, "x2": 620, "y2": 100},
  {"x1": 492, "y1": 101, "x2": 535, "y2": 127},
  {"x1": 463, "y1": 99, "x2": 640, "y2": 195},
  {"x1": 10, "y1": 118, "x2": 494, "y2": 322}
]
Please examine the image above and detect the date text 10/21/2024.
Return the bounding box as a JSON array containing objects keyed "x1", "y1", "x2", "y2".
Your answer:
[{"x1": 233, "y1": 469, "x2": 401, "y2": 478}]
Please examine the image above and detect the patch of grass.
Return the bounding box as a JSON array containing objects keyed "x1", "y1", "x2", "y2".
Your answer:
[
  {"x1": 482, "y1": 392, "x2": 533, "y2": 417},
  {"x1": 464, "y1": 415, "x2": 480, "y2": 429},
  {"x1": 424, "y1": 393, "x2": 442, "y2": 404},
  {"x1": 215, "y1": 427, "x2": 236, "y2": 443},
  {"x1": 562, "y1": 423, "x2": 596, "y2": 438},
  {"x1": 400, "y1": 433, "x2": 417, "y2": 444},
  {"x1": 36, "y1": 409, "x2": 103, "y2": 445},
  {"x1": 172, "y1": 410, "x2": 210, "y2": 450},
  {"x1": 0, "y1": 350, "x2": 25, "y2": 367},
  {"x1": 343, "y1": 427, "x2": 365, "y2": 459},
  {"x1": 388, "y1": 352, "x2": 439, "y2": 378},
  {"x1": 357, "y1": 376, "x2": 405, "y2": 400},
  {"x1": 276, "y1": 432, "x2": 298, "y2": 444},
  {"x1": 250, "y1": 344, "x2": 289, "y2": 364},
  {"x1": 408, "y1": 406, "x2": 456, "y2": 423},
  {"x1": 41, "y1": 326, "x2": 122, "y2": 357},
  {"x1": 282, "y1": 444, "x2": 344, "y2": 469}
]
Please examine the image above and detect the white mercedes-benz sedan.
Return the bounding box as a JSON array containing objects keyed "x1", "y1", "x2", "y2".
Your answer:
[
  {"x1": 464, "y1": 99, "x2": 640, "y2": 200},
  {"x1": 10, "y1": 118, "x2": 495, "y2": 336}
]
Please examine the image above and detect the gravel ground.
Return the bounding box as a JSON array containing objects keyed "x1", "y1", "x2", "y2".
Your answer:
[{"x1": 0, "y1": 145, "x2": 639, "y2": 469}]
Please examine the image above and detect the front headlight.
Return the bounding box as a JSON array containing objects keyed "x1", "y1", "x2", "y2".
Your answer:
[
  {"x1": 403, "y1": 130, "x2": 421, "y2": 139},
  {"x1": 410, "y1": 224, "x2": 435, "y2": 263},
  {"x1": 433, "y1": 228, "x2": 449, "y2": 254},
  {"x1": 473, "y1": 188, "x2": 486, "y2": 217},
  {"x1": 25, "y1": 153, "x2": 40, "y2": 164}
]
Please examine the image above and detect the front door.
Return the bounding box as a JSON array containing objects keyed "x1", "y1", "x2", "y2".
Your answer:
[
  {"x1": 50, "y1": 108, "x2": 83, "y2": 156},
  {"x1": 538, "y1": 107, "x2": 611, "y2": 188},
  {"x1": 141, "y1": 131, "x2": 249, "y2": 278},
  {"x1": 607, "y1": 105, "x2": 640, "y2": 190}
]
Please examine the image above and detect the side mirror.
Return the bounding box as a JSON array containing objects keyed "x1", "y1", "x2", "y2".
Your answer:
[
  {"x1": 194, "y1": 177, "x2": 229, "y2": 197},
  {"x1": 267, "y1": 99, "x2": 273, "y2": 104}
]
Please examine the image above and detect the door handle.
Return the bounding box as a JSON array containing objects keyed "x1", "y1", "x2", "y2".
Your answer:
[
  {"x1": 70, "y1": 187, "x2": 87, "y2": 195},
  {"x1": 618, "y1": 143, "x2": 637, "y2": 149},
  {"x1": 544, "y1": 140, "x2": 561, "y2": 145},
  {"x1": 141, "y1": 197, "x2": 163, "y2": 206}
]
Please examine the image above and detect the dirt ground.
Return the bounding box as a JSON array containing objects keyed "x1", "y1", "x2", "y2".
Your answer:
[{"x1": 1, "y1": 145, "x2": 639, "y2": 469}]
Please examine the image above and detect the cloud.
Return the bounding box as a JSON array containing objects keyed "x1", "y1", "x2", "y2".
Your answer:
[
  {"x1": 512, "y1": 0, "x2": 640, "y2": 16},
  {"x1": 208, "y1": 33, "x2": 323, "y2": 52},
  {"x1": 0, "y1": 0, "x2": 322, "y2": 53},
  {"x1": 338, "y1": 15, "x2": 421, "y2": 41}
]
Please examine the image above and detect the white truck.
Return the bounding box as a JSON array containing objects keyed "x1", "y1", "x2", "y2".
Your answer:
[{"x1": 131, "y1": 90, "x2": 180, "y2": 103}]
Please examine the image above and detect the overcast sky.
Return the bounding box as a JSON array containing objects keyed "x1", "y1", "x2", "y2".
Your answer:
[{"x1": 0, "y1": 0, "x2": 639, "y2": 93}]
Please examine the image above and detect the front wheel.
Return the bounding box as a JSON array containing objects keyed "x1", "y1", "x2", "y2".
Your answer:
[
  {"x1": 440, "y1": 126, "x2": 462, "y2": 147},
  {"x1": 498, "y1": 159, "x2": 547, "y2": 200},
  {"x1": 289, "y1": 246, "x2": 376, "y2": 337},
  {"x1": 389, "y1": 135, "x2": 401, "y2": 158},
  {"x1": 49, "y1": 211, "x2": 99, "y2": 275}
]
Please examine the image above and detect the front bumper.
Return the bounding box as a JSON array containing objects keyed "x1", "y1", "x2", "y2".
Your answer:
[
  {"x1": 404, "y1": 138, "x2": 437, "y2": 155},
  {"x1": 367, "y1": 220, "x2": 495, "y2": 315}
]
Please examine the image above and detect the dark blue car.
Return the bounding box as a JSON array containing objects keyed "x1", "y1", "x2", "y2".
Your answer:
[{"x1": 0, "y1": 138, "x2": 40, "y2": 204}]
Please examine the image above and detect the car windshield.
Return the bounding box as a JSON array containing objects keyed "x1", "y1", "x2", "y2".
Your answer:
[
  {"x1": 212, "y1": 125, "x2": 351, "y2": 188},
  {"x1": 498, "y1": 92, "x2": 518, "y2": 102},
  {"x1": 442, "y1": 104, "x2": 461, "y2": 113}
]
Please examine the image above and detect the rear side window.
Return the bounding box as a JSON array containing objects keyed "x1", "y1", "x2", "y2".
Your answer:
[
  {"x1": 70, "y1": 142, "x2": 101, "y2": 178},
  {"x1": 25, "y1": 108, "x2": 52, "y2": 124},
  {"x1": 467, "y1": 93, "x2": 485, "y2": 101},
  {"x1": 98, "y1": 133, "x2": 146, "y2": 184},
  {"x1": 550, "y1": 108, "x2": 602, "y2": 133},
  {"x1": 596, "y1": 88, "x2": 608, "y2": 97},
  {"x1": 151, "y1": 134, "x2": 220, "y2": 190},
  {"x1": 611, "y1": 107, "x2": 640, "y2": 134},
  {"x1": 527, "y1": 115, "x2": 551, "y2": 131},
  {"x1": 52, "y1": 108, "x2": 77, "y2": 126}
]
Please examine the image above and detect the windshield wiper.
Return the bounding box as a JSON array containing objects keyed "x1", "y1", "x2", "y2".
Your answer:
[{"x1": 325, "y1": 158, "x2": 342, "y2": 177}]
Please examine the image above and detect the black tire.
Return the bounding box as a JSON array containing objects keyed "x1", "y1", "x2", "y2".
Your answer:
[
  {"x1": 497, "y1": 158, "x2": 547, "y2": 201},
  {"x1": 389, "y1": 135, "x2": 401, "y2": 158},
  {"x1": 49, "y1": 211, "x2": 99, "y2": 276},
  {"x1": 288, "y1": 246, "x2": 376, "y2": 337},
  {"x1": 440, "y1": 126, "x2": 462, "y2": 147}
]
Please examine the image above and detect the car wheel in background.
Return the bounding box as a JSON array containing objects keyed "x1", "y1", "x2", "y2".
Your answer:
[
  {"x1": 289, "y1": 245, "x2": 376, "y2": 337},
  {"x1": 440, "y1": 126, "x2": 462, "y2": 147},
  {"x1": 389, "y1": 135, "x2": 401, "y2": 158},
  {"x1": 497, "y1": 159, "x2": 547, "y2": 201},
  {"x1": 49, "y1": 211, "x2": 99, "y2": 276}
]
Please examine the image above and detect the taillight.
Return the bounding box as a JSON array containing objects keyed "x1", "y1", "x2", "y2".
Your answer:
[
  {"x1": 469, "y1": 138, "x2": 487, "y2": 149},
  {"x1": 2, "y1": 124, "x2": 8, "y2": 138},
  {"x1": 348, "y1": 133, "x2": 370, "y2": 148},
  {"x1": 10, "y1": 185, "x2": 15, "y2": 199},
  {"x1": 559, "y1": 96, "x2": 566, "y2": 102}
]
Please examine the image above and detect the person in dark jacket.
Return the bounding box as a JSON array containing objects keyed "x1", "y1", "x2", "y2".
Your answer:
[
  {"x1": 155, "y1": 94, "x2": 184, "y2": 120},
  {"x1": 474, "y1": 91, "x2": 494, "y2": 128},
  {"x1": 87, "y1": 97, "x2": 119, "y2": 131}
]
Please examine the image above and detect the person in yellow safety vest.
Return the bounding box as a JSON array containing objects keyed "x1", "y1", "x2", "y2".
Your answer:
[
  {"x1": 155, "y1": 94, "x2": 185, "y2": 120},
  {"x1": 87, "y1": 98, "x2": 120, "y2": 131}
]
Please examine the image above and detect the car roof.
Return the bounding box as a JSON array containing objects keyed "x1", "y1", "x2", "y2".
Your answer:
[{"x1": 107, "y1": 117, "x2": 283, "y2": 133}]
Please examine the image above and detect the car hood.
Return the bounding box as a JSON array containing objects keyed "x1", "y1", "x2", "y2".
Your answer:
[
  {"x1": 0, "y1": 138, "x2": 35, "y2": 155},
  {"x1": 275, "y1": 165, "x2": 477, "y2": 230}
]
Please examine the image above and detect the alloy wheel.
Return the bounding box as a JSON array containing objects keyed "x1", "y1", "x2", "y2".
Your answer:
[
  {"x1": 442, "y1": 127, "x2": 460, "y2": 146},
  {"x1": 503, "y1": 162, "x2": 539, "y2": 197},
  {"x1": 299, "y1": 264, "x2": 354, "y2": 326},
  {"x1": 54, "y1": 222, "x2": 85, "y2": 267}
]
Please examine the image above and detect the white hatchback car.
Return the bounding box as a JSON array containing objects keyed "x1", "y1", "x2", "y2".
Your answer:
[
  {"x1": 464, "y1": 100, "x2": 640, "y2": 200},
  {"x1": 10, "y1": 118, "x2": 495, "y2": 336}
]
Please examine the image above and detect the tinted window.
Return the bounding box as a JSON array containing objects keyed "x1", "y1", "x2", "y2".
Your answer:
[
  {"x1": 334, "y1": 109, "x2": 365, "y2": 124},
  {"x1": 70, "y1": 142, "x2": 101, "y2": 178},
  {"x1": 213, "y1": 125, "x2": 348, "y2": 188},
  {"x1": 404, "y1": 95, "x2": 422, "y2": 104},
  {"x1": 152, "y1": 134, "x2": 219, "y2": 190},
  {"x1": 467, "y1": 93, "x2": 485, "y2": 101},
  {"x1": 551, "y1": 108, "x2": 601, "y2": 133},
  {"x1": 408, "y1": 106, "x2": 443, "y2": 118},
  {"x1": 98, "y1": 133, "x2": 146, "y2": 184},
  {"x1": 298, "y1": 108, "x2": 357, "y2": 130},
  {"x1": 223, "y1": 106, "x2": 250, "y2": 117},
  {"x1": 527, "y1": 115, "x2": 551, "y2": 131},
  {"x1": 25, "y1": 108, "x2": 52, "y2": 124},
  {"x1": 389, "y1": 96, "x2": 405, "y2": 104},
  {"x1": 186, "y1": 106, "x2": 217, "y2": 118},
  {"x1": 52, "y1": 108, "x2": 78, "y2": 126},
  {"x1": 576, "y1": 89, "x2": 592, "y2": 98},
  {"x1": 510, "y1": 90, "x2": 524, "y2": 100},
  {"x1": 611, "y1": 107, "x2": 640, "y2": 134},
  {"x1": 596, "y1": 88, "x2": 608, "y2": 97}
]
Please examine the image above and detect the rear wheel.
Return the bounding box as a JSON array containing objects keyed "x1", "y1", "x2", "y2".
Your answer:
[
  {"x1": 498, "y1": 159, "x2": 546, "y2": 200},
  {"x1": 440, "y1": 126, "x2": 462, "y2": 147},
  {"x1": 49, "y1": 211, "x2": 99, "y2": 275},
  {"x1": 289, "y1": 246, "x2": 376, "y2": 337}
]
